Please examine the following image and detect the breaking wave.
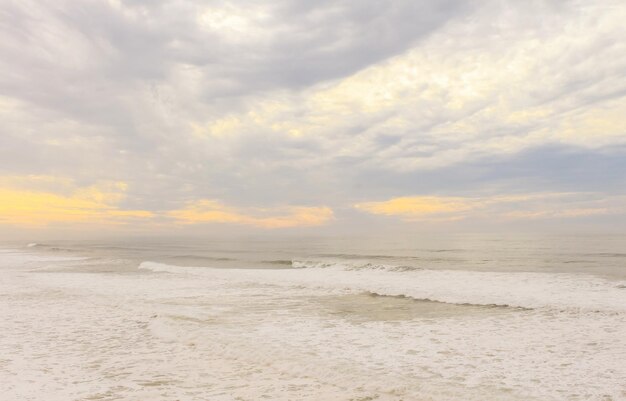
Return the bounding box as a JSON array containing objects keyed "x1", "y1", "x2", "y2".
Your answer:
[
  {"x1": 362, "y1": 291, "x2": 532, "y2": 311},
  {"x1": 291, "y1": 259, "x2": 420, "y2": 271},
  {"x1": 138, "y1": 261, "x2": 626, "y2": 314}
]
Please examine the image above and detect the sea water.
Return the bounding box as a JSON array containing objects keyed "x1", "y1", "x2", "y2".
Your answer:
[{"x1": 1, "y1": 234, "x2": 625, "y2": 400}]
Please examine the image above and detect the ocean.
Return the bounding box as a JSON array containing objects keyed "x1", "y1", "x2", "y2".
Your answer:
[{"x1": 1, "y1": 234, "x2": 625, "y2": 400}]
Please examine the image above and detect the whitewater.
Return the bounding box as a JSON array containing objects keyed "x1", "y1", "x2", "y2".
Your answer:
[{"x1": 1, "y1": 236, "x2": 625, "y2": 400}]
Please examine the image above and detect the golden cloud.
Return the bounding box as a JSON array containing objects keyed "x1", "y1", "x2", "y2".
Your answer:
[
  {"x1": 0, "y1": 176, "x2": 153, "y2": 226},
  {"x1": 167, "y1": 200, "x2": 334, "y2": 228},
  {"x1": 355, "y1": 196, "x2": 475, "y2": 219},
  {"x1": 0, "y1": 176, "x2": 334, "y2": 229},
  {"x1": 354, "y1": 193, "x2": 626, "y2": 222}
]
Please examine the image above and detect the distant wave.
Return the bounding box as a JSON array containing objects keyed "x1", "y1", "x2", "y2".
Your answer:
[
  {"x1": 165, "y1": 255, "x2": 235, "y2": 262},
  {"x1": 1, "y1": 248, "x2": 90, "y2": 265},
  {"x1": 427, "y1": 249, "x2": 463, "y2": 253},
  {"x1": 313, "y1": 250, "x2": 461, "y2": 260},
  {"x1": 314, "y1": 253, "x2": 411, "y2": 260},
  {"x1": 262, "y1": 260, "x2": 294, "y2": 266},
  {"x1": 292, "y1": 259, "x2": 420, "y2": 272},
  {"x1": 25, "y1": 243, "x2": 78, "y2": 253},
  {"x1": 587, "y1": 252, "x2": 626, "y2": 258}
]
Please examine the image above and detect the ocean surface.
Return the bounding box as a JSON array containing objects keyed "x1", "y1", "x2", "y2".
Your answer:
[{"x1": 1, "y1": 234, "x2": 625, "y2": 400}]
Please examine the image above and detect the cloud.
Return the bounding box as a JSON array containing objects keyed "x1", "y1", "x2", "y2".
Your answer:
[
  {"x1": 355, "y1": 193, "x2": 626, "y2": 222},
  {"x1": 0, "y1": 1, "x2": 625, "y2": 233},
  {"x1": 190, "y1": 0, "x2": 626, "y2": 176},
  {"x1": 0, "y1": 175, "x2": 333, "y2": 229},
  {"x1": 355, "y1": 196, "x2": 474, "y2": 218},
  {"x1": 167, "y1": 200, "x2": 333, "y2": 228},
  {"x1": 0, "y1": 176, "x2": 153, "y2": 226}
]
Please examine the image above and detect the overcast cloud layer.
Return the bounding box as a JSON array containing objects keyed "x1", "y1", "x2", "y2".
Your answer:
[{"x1": 1, "y1": 0, "x2": 625, "y2": 234}]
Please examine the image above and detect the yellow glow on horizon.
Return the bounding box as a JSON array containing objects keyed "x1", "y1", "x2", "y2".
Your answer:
[
  {"x1": 355, "y1": 196, "x2": 474, "y2": 219},
  {"x1": 168, "y1": 200, "x2": 334, "y2": 228},
  {"x1": 355, "y1": 193, "x2": 625, "y2": 222},
  {"x1": 0, "y1": 176, "x2": 333, "y2": 229},
  {"x1": 0, "y1": 178, "x2": 153, "y2": 226}
]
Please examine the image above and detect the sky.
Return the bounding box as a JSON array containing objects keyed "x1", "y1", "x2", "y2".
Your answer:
[{"x1": 1, "y1": 0, "x2": 625, "y2": 237}]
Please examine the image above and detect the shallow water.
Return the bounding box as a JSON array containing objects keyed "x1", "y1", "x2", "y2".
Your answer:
[{"x1": 1, "y1": 235, "x2": 625, "y2": 400}]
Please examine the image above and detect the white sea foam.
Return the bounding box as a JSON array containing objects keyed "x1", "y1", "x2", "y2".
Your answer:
[
  {"x1": 0, "y1": 249, "x2": 89, "y2": 270},
  {"x1": 292, "y1": 259, "x2": 415, "y2": 271}
]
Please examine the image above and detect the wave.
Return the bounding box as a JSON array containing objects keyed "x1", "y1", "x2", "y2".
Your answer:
[
  {"x1": 314, "y1": 253, "x2": 415, "y2": 260},
  {"x1": 0, "y1": 250, "x2": 91, "y2": 267},
  {"x1": 138, "y1": 261, "x2": 626, "y2": 314},
  {"x1": 313, "y1": 250, "x2": 461, "y2": 260},
  {"x1": 292, "y1": 259, "x2": 420, "y2": 272},
  {"x1": 165, "y1": 255, "x2": 235, "y2": 262},
  {"x1": 587, "y1": 252, "x2": 626, "y2": 258},
  {"x1": 262, "y1": 260, "x2": 295, "y2": 266},
  {"x1": 362, "y1": 291, "x2": 532, "y2": 311},
  {"x1": 24, "y1": 243, "x2": 79, "y2": 253}
]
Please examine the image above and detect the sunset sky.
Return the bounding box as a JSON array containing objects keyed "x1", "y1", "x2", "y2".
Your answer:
[{"x1": 1, "y1": 0, "x2": 625, "y2": 235}]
